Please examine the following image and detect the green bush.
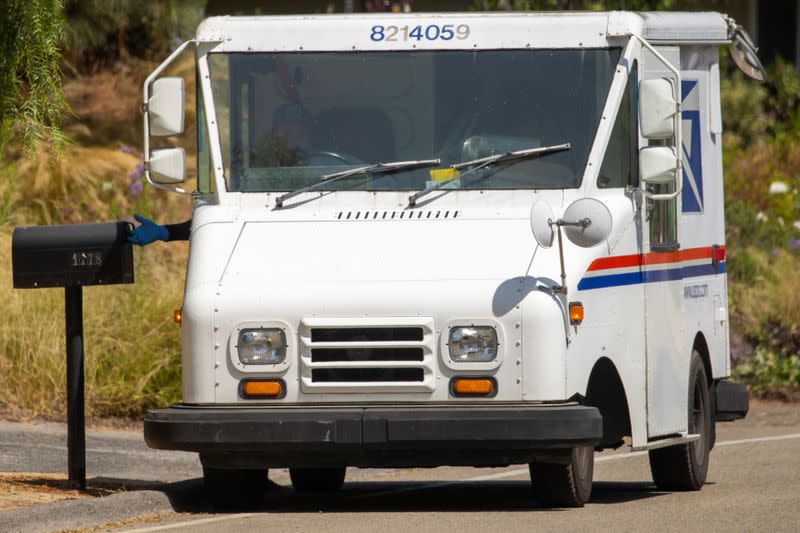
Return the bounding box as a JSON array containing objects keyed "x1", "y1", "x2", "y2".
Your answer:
[{"x1": 734, "y1": 348, "x2": 800, "y2": 393}]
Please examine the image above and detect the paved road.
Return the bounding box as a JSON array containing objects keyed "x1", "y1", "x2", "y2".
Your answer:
[
  {"x1": 2, "y1": 403, "x2": 800, "y2": 532},
  {"x1": 0, "y1": 420, "x2": 200, "y2": 486}
]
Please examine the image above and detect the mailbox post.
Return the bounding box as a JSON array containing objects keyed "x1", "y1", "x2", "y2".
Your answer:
[{"x1": 11, "y1": 222, "x2": 134, "y2": 490}]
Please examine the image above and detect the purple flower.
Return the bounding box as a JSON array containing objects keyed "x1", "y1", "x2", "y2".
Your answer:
[
  {"x1": 789, "y1": 238, "x2": 800, "y2": 251},
  {"x1": 120, "y1": 145, "x2": 135, "y2": 154},
  {"x1": 128, "y1": 179, "x2": 143, "y2": 196},
  {"x1": 128, "y1": 162, "x2": 145, "y2": 197}
]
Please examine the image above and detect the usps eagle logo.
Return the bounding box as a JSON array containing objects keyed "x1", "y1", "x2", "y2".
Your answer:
[{"x1": 681, "y1": 80, "x2": 703, "y2": 213}]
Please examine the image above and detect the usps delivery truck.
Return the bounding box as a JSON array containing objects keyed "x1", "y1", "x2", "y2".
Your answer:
[{"x1": 142, "y1": 11, "x2": 758, "y2": 507}]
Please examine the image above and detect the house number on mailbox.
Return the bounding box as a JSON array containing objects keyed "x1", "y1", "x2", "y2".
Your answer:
[{"x1": 71, "y1": 251, "x2": 103, "y2": 267}]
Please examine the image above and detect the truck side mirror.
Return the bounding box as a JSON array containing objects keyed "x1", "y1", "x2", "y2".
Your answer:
[
  {"x1": 640, "y1": 146, "x2": 678, "y2": 185},
  {"x1": 639, "y1": 79, "x2": 676, "y2": 139},
  {"x1": 149, "y1": 147, "x2": 186, "y2": 184},
  {"x1": 148, "y1": 77, "x2": 185, "y2": 137}
]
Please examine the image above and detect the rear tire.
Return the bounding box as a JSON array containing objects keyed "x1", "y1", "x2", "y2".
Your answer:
[
  {"x1": 203, "y1": 467, "x2": 267, "y2": 509},
  {"x1": 529, "y1": 445, "x2": 594, "y2": 507},
  {"x1": 648, "y1": 351, "x2": 711, "y2": 491},
  {"x1": 290, "y1": 467, "x2": 346, "y2": 492}
]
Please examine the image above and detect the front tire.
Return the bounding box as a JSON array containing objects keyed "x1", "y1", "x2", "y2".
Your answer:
[
  {"x1": 648, "y1": 351, "x2": 711, "y2": 491},
  {"x1": 529, "y1": 445, "x2": 594, "y2": 507},
  {"x1": 290, "y1": 467, "x2": 346, "y2": 492}
]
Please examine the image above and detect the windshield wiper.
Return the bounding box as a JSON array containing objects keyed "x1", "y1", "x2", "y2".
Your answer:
[
  {"x1": 407, "y1": 143, "x2": 571, "y2": 207},
  {"x1": 275, "y1": 159, "x2": 441, "y2": 208}
]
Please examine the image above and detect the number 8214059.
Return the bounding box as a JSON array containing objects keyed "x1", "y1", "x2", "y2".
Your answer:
[{"x1": 370, "y1": 24, "x2": 470, "y2": 42}]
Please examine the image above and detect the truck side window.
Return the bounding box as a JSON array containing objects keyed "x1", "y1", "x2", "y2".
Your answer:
[
  {"x1": 597, "y1": 61, "x2": 638, "y2": 189},
  {"x1": 648, "y1": 174, "x2": 678, "y2": 248},
  {"x1": 197, "y1": 75, "x2": 215, "y2": 194},
  {"x1": 646, "y1": 134, "x2": 678, "y2": 248}
]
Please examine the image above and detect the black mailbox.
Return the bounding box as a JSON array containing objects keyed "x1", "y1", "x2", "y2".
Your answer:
[
  {"x1": 12, "y1": 221, "x2": 134, "y2": 289},
  {"x1": 10, "y1": 220, "x2": 135, "y2": 491}
]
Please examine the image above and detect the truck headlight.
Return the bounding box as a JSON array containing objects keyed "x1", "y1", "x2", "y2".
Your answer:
[
  {"x1": 448, "y1": 326, "x2": 498, "y2": 362},
  {"x1": 237, "y1": 328, "x2": 287, "y2": 365}
]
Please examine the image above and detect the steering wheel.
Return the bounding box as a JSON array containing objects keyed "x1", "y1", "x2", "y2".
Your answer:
[{"x1": 309, "y1": 151, "x2": 364, "y2": 166}]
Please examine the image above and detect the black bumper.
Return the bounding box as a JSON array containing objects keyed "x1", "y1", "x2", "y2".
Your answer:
[
  {"x1": 715, "y1": 380, "x2": 749, "y2": 422},
  {"x1": 144, "y1": 404, "x2": 602, "y2": 468}
]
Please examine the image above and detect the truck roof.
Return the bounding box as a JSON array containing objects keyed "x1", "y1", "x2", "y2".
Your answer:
[{"x1": 195, "y1": 11, "x2": 730, "y2": 51}]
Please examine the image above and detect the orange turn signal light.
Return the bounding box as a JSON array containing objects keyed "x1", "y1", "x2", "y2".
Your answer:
[
  {"x1": 241, "y1": 380, "x2": 284, "y2": 399},
  {"x1": 173, "y1": 309, "x2": 182, "y2": 324},
  {"x1": 569, "y1": 302, "x2": 584, "y2": 325},
  {"x1": 452, "y1": 378, "x2": 495, "y2": 396}
]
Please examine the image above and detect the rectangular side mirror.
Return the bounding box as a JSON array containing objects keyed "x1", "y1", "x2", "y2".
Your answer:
[
  {"x1": 149, "y1": 147, "x2": 186, "y2": 184},
  {"x1": 639, "y1": 79, "x2": 676, "y2": 139},
  {"x1": 640, "y1": 146, "x2": 678, "y2": 185},
  {"x1": 148, "y1": 77, "x2": 185, "y2": 137}
]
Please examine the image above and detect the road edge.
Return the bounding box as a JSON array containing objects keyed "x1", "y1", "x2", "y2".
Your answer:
[{"x1": 0, "y1": 478, "x2": 202, "y2": 533}]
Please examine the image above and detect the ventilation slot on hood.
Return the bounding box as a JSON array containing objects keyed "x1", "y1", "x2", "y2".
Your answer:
[{"x1": 336, "y1": 210, "x2": 458, "y2": 221}]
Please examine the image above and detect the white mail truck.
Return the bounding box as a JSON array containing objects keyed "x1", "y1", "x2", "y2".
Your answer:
[{"x1": 142, "y1": 11, "x2": 758, "y2": 507}]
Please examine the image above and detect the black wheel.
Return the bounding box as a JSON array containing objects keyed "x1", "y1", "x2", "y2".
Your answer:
[
  {"x1": 529, "y1": 445, "x2": 594, "y2": 507},
  {"x1": 290, "y1": 467, "x2": 346, "y2": 492},
  {"x1": 648, "y1": 351, "x2": 711, "y2": 491},
  {"x1": 203, "y1": 467, "x2": 268, "y2": 509}
]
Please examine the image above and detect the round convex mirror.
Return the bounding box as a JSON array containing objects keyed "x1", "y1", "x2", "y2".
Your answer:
[
  {"x1": 562, "y1": 198, "x2": 612, "y2": 248},
  {"x1": 730, "y1": 25, "x2": 766, "y2": 83},
  {"x1": 530, "y1": 199, "x2": 555, "y2": 248}
]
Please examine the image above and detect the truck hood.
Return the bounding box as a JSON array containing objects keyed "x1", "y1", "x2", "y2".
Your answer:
[{"x1": 220, "y1": 218, "x2": 536, "y2": 284}]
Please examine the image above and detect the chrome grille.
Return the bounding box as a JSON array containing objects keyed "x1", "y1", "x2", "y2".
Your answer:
[{"x1": 299, "y1": 318, "x2": 435, "y2": 393}]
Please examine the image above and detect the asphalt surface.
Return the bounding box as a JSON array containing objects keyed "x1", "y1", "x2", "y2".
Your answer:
[
  {"x1": 0, "y1": 420, "x2": 199, "y2": 485},
  {"x1": 1, "y1": 403, "x2": 799, "y2": 532}
]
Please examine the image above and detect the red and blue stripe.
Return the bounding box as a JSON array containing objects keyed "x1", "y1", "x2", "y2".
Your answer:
[{"x1": 577, "y1": 246, "x2": 726, "y2": 291}]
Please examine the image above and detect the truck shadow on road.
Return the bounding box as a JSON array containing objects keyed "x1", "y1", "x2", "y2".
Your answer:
[{"x1": 164, "y1": 479, "x2": 670, "y2": 514}]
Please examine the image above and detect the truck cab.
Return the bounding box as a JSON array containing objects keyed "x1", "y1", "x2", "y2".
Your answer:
[{"x1": 143, "y1": 11, "x2": 754, "y2": 507}]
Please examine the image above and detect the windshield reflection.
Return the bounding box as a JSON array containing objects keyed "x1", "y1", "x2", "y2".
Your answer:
[{"x1": 208, "y1": 49, "x2": 620, "y2": 192}]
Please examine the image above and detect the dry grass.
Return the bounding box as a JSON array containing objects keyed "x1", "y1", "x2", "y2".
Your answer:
[
  {"x1": 0, "y1": 472, "x2": 118, "y2": 511},
  {"x1": 0, "y1": 50, "x2": 198, "y2": 420},
  {"x1": 724, "y1": 140, "x2": 800, "y2": 212},
  {"x1": 1, "y1": 142, "x2": 192, "y2": 227},
  {"x1": 0, "y1": 228, "x2": 187, "y2": 418},
  {"x1": 730, "y1": 250, "x2": 800, "y2": 335},
  {"x1": 61, "y1": 54, "x2": 197, "y2": 150}
]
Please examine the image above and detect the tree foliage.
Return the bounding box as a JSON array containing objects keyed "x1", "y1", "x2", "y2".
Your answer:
[
  {"x1": 0, "y1": 0, "x2": 69, "y2": 157},
  {"x1": 65, "y1": 0, "x2": 171, "y2": 73},
  {"x1": 472, "y1": 0, "x2": 730, "y2": 10}
]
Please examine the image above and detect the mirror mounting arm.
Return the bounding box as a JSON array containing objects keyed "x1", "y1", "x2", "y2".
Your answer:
[
  {"x1": 551, "y1": 218, "x2": 591, "y2": 230},
  {"x1": 143, "y1": 40, "x2": 198, "y2": 195},
  {"x1": 547, "y1": 218, "x2": 578, "y2": 297},
  {"x1": 630, "y1": 34, "x2": 683, "y2": 202},
  {"x1": 547, "y1": 218, "x2": 571, "y2": 344}
]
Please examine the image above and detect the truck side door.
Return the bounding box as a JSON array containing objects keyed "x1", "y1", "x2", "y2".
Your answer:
[{"x1": 641, "y1": 46, "x2": 688, "y2": 438}]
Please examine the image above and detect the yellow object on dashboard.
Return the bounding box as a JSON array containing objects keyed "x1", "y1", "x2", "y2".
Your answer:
[{"x1": 429, "y1": 168, "x2": 460, "y2": 182}]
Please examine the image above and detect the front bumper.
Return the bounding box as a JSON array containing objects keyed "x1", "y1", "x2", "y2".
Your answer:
[{"x1": 144, "y1": 404, "x2": 602, "y2": 468}]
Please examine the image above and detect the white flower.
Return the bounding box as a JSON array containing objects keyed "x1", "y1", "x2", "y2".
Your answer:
[
  {"x1": 769, "y1": 181, "x2": 789, "y2": 195},
  {"x1": 756, "y1": 211, "x2": 768, "y2": 222}
]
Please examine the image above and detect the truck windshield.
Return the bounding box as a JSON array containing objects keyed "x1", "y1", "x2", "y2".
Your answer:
[{"x1": 207, "y1": 49, "x2": 619, "y2": 192}]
